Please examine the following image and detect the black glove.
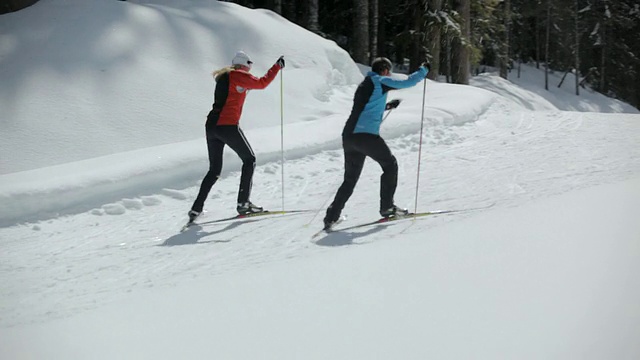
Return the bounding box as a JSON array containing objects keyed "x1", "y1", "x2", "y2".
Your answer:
[
  {"x1": 421, "y1": 62, "x2": 431, "y2": 72},
  {"x1": 276, "y1": 56, "x2": 285, "y2": 69},
  {"x1": 385, "y1": 99, "x2": 401, "y2": 110}
]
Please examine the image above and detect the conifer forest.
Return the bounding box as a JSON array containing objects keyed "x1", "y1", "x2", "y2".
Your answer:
[{"x1": 226, "y1": 0, "x2": 640, "y2": 109}]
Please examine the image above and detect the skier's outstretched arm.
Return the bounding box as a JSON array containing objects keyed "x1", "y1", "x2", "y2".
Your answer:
[
  {"x1": 234, "y1": 57, "x2": 285, "y2": 90},
  {"x1": 381, "y1": 66, "x2": 428, "y2": 90}
]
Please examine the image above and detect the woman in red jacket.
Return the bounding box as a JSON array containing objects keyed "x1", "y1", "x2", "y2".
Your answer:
[{"x1": 189, "y1": 51, "x2": 285, "y2": 223}]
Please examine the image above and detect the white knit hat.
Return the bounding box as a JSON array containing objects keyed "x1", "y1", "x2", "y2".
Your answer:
[{"x1": 231, "y1": 51, "x2": 252, "y2": 68}]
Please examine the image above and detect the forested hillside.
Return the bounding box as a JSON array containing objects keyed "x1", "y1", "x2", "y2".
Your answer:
[{"x1": 227, "y1": 0, "x2": 639, "y2": 109}]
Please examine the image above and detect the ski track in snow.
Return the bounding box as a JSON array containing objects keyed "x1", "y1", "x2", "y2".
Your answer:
[{"x1": 2, "y1": 100, "x2": 640, "y2": 327}]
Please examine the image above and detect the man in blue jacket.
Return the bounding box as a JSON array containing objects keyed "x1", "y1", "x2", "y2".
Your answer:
[{"x1": 323, "y1": 57, "x2": 429, "y2": 230}]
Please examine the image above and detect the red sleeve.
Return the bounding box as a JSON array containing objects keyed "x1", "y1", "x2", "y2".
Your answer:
[{"x1": 233, "y1": 64, "x2": 281, "y2": 90}]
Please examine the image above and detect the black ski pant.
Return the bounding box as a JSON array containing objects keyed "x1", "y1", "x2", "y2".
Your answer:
[
  {"x1": 324, "y1": 133, "x2": 398, "y2": 223},
  {"x1": 191, "y1": 124, "x2": 256, "y2": 213}
]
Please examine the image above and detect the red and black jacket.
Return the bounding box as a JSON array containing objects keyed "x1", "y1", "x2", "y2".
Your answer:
[{"x1": 209, "y1": 64, "x2": 281, "y2": 126}]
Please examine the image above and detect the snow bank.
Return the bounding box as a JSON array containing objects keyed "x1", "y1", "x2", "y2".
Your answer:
[
  {"x1": 0, "y1": 0, "x2": 360, "y2": 174},
  {"x1": 0, "y1": 81, "x2": 494, "y2": 227},
  {"x1": 471, "y1": 64, "x2": 640, "y2": 113},
  {"x1": 2, "y1": 0, "x2": 636, "y2": 227}
]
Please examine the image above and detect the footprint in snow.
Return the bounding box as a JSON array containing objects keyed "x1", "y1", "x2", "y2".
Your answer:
[
  {"x1": 102, "y1": 203, "x2": 126, "y2": 215},
  {"x1": 122, "y1": 199, "x2": 143, "y2": 210},
  {"x1": 161, "y1": 189, "x2": 188, "y2": 200},
  {"x1": 141, "y1": 196, "x2": 162, "y2": 206}
]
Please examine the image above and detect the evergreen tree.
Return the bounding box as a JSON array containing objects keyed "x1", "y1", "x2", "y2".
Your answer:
[
  {"x1": 353, "y1": 0, "x2": 371, "y2": 64},
  {"x1": 425, "y1": 0, "x2": 444, "y2": 79},
  {"x1": 227, "y1": 0, "x2": 639, "y2": 108},
  {"x1": 451, "y1": 0, "x2": 470, "y2": 84}
]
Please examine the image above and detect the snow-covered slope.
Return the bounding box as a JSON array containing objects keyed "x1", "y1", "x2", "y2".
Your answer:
[
  {"x1": 2, "y1": 1, "x2": 637, "y2": 226},
  {"x1": 0, "y1": 0, "x2": 360, "y2": 174},
  {"x1": 471, "y1": 64, "x2": 639, "y2": 113}
]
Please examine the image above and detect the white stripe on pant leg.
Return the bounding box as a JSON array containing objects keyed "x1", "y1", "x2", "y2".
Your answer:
[
  {"x1": 237, "y1": 126, "x2": 255, "y2": 202},
  {"x1": 247, "y1": 162, "x2": 255, "y2": 202},
  {"x1": 237, "y1": 127, "x2": 255, "y2": 157}
]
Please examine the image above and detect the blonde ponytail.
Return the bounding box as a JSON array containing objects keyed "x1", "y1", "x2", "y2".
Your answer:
[{"x1": 212, "y1": 65, "x2": 242, "y2": 81}]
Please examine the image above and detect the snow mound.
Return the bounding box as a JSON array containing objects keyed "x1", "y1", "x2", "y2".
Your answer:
[{"x1": 0, "y1": 0, "x2": 361, "y2": 174}]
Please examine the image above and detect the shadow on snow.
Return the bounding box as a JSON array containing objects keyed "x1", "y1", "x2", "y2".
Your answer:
[
  {"x1": 159, "y1": 219, "x2": 262, "y2": 246},
  {"x1": 313, "y1": 224, "x2": 391, "y2": 247}
]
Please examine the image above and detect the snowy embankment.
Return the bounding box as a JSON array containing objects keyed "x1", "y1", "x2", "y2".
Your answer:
[
  {"x1": 1, "y1": 0, "x2": 637, "y2": 228},
  {"x1": 2, "y1": 1, "x2": 637, "y2": 228},
  {"x1": 0, "y1": 0, "x2": 497, "y2": 226},
  {"x1": 0, "y1": 0, "x2": 359, "y2": 175},
  {"x1": 1, "y1": 0, "x2": 638, "y2": 227},
  {"x1": 0, "y1": 81, "x2": 495, "y2": 227}
]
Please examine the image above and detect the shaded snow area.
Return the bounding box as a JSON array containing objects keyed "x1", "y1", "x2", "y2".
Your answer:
[
  {"x1": 1, "y1": 1, "x2": 639, "y2": 359},
  {"x1": 470, "y1": 65, "x2": 639, "y2": 113}
]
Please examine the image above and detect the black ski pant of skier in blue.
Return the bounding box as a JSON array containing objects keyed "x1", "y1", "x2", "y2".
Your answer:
[
  {"x1": 324, "y1": 133, "x2": 398, "y2": 224},
  {"x1": 191, "y1": 124, "x2": 256, "y2": 213}
]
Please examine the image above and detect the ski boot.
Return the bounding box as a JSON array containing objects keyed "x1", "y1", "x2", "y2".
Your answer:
[
  {"x1": 187, "y1": 210, "x2": 201, "y2": 223},
  {"x1": 236, "y1": 201, "x2": 264, "y2": 215},
  {"x1": 380, "y1": 205, "x2": 409, "y2": 218},
  {"x1": 323, "y1": 219, "x2": 337, "y2": 231}
]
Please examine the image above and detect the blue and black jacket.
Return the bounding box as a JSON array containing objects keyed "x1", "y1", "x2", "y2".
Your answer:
[{"x1": 342, "y1": 66, "x2": 428, "y2": 137}]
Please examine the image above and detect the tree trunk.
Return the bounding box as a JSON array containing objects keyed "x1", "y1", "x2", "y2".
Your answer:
[
  {"x1": 410, "y1": 0, "x2": 424, "y2": 72},
  {"x1": 599, "y1": 13, "x2": 607, "y2": 93},
  {"x1": 536, "y1": 1, "x2": 540, "y2": 69},
  {"x1": 558, "y1": 70, "x2": 570, "y2": 88},
  {"x1": 545, "y1": 0, "x2": 550, "y2": 90},
  {"x1": 426, "y1": 0, "x2": 443, "y2": 79},
  {"x1": 451, "y1": 0, "x2": 470, "y2": 84},
  {"x1": 574, "y1": 0, "x2": 580, "y2": 95},
  {"x1": 446, "y1": 31, "x2": 452, "y2": 83},
  {"x1": 307, "y1": 0, "x2": 319, "y2": 33},
  {"x1": 353, "y1": 0, "x2": 370, "y2": 64},
  {"x1": 378, "y1": 2, "x2": 386, "y2": 59},
  {"x1": 369, "y1": 0, "x2": 378, "y2": 62},
  {"x1": 518, "y1": 59, "x2": 521, "y2": 78},
  {"x1": 500, "y1": 0, "x2": 511, "y2": 79},
  {"x1": 635, "y1": 62, "x2": 640, "y2": 109}
]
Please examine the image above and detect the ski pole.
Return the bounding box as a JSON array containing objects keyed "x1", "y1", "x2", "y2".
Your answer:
[
  {"x1": 382, "y1": 109, "x2": 394, "y2": 122},
  {"x1": 302, "y1": 182, "x2": 339, "y2": 228},
  {"x1": 280, "y1": 69, "x2": 285, "y2": 212},
  {"x1": 382, "y1": 99, "x2": 401, "y2": 122},
  {"x1": 414, "y1": 78, "x2": 427, "y2": 214}
]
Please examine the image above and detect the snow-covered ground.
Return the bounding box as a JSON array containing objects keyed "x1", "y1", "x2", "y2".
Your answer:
[{"x1": 1, "y1": 1, "x2": 639, "y2": 359}]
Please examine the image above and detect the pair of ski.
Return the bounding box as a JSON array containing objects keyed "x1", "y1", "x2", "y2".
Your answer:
[
  {"x1": 181, "y1": 203, "x2": 495, "y2": 236},
  {"x1": 180, "y1": 209, "x2": 311, "y2": 232},
  {"x1": 311, "y1": 203, "x2": 496, "y2": 240}
]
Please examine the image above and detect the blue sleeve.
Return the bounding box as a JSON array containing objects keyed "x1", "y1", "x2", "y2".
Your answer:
[{"x1": 380, "y1": 67, "x2": 428, "y2": 89}]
